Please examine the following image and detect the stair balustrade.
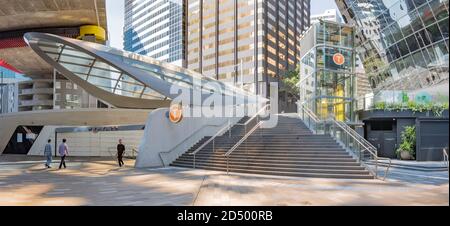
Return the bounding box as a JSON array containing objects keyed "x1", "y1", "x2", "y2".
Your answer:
[{"x1": 299, "y1": 105, "x2": 392, "y2": 180}]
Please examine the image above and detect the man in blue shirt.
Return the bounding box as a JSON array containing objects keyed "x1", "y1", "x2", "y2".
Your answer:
[{"x1": 44, "y1": 139, "x2": 52, "y2": 168}]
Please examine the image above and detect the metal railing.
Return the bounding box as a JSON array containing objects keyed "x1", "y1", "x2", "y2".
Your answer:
[
  {"x1": 223, "y1": 104, "x2": 270, "y2": 174},
  {"x1": 299, "y1": 105, "x2": 392, "y2": 180},
  {"x1": 158, "y1": 121, "x2": 230, "y2": 167},
  {"x1": 190, "y1": 120, "x2": 233, "y2": 169},
  {"x1": 190, "y1": 104, "x2": 270, "y2": 170},
  {"x1": 107, "y1": 146, "x2": 139, "y2": 160},
  {"x1": 444, "y1": 148, "x2": 449, "y2": 173}
]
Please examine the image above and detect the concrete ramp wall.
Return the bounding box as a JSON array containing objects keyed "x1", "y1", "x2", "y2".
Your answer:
[{"x1": 135, "y1": 108, "x2": 242, "y2": 168}]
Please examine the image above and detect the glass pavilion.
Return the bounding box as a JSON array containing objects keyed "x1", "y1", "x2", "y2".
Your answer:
[{"x1": 299, "y1": 21, "x2": 356, "y2": 122}]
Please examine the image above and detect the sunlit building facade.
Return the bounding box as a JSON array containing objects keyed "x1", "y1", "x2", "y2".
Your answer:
[{"x1": 186, "y1": 0, "x2": 310, "y2": 96}]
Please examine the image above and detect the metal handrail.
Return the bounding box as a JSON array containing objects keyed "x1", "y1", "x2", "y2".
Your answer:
[
  {"x1": 190, "y1": 104, "x2": 270, "y2": 169},
  {"x1": 234, "y1": 104, "x2": 270, "y2": 135},
  {"x1": 329, "y1": 117, "x2": 391, "y2": 180},
  {"x1": 236, "y1": 104, "x2": 271, "y2": 126},
  {"x1": 299, "y1": 104, "x2": 391, "y2": 180},
  {"x1": 302, "y1": 105, "x2": 320, "y2": 122},
  {"x1": 333, "y1": 119, "x2": 376, "y2": 155},
  {"x1": 224, "y1": 121, "x2": 263, "y2": 174},
  {"x1": 107, "y1": 146, "x2": 139, "y2": 160},
  {"x1": 444, "y1": 148, "x2": 449, "y2": 172},
  {"x1": 158, "y1": 122, "x2": 229, "y2": 166},
  {"x1": 190, "y1": 120, "x2": 232, "y2": 169},
  {"x1": 334, "y1": 120, "x2": 374, "y2": 151}
]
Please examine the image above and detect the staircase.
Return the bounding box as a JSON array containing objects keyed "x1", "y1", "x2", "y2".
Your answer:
[{"x1": 171, "y1": 115, "x2": 374, "y2": 179}]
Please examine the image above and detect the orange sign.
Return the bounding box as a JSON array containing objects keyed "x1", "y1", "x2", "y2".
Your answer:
[
  {"x1": 333, "y1": 53, "x2": 345, "y2": 66},
  {"x1": 169, "y1": 104, "x2": 183, "y2": 124}
]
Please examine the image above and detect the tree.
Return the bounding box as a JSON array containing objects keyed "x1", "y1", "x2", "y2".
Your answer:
[{"x1": 280, "y1": 64, "x2": 300, "y2": 99}]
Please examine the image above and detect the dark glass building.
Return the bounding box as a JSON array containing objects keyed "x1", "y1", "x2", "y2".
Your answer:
[{"x1": 336, "y1": 0, "x2": 449, "y2": 103}]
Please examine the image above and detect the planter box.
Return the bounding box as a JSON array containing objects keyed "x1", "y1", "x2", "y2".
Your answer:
[{"x1": 360, "y1": 109, "x2": 449, "y2": 120}]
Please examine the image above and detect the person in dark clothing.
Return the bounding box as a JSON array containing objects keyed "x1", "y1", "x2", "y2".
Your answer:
[{"x1": 117, "y1": 139, "x2": 125, "y2": 167}]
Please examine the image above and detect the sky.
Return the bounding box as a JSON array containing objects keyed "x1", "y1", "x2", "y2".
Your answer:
[
  {"x1": 311, "y1": 0, "x2": 339, "y2": 15},
  {"x1": 106, "y1": 0, "x2": 125, "y2": 49},
  {"x1": 105, "y1": 0, "x2": 339, "y2": 50}
]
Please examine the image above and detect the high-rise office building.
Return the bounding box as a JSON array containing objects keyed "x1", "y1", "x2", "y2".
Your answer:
[
  {"x1": 124, "y1": 0, "x2": 185, "y2": 66},
  {"x1": 186, "y1": 0, "x2": 310, "y2": 96},
  {"x1": 310, "y1": 9, "x2": 342, "y2": 24}
]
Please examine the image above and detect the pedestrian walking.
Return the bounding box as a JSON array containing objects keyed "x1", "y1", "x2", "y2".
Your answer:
[
  {"x1": 117, "y1": 139, "x2": 125, "y2": 167},
  {"x1": 58, "y1": 139, "x2": 69, "y2": 169},
  {"x1": 44, "y1": 139, "x2": 52, "y2": 168}
]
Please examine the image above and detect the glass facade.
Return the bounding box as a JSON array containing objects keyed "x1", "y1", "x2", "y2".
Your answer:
[
  {"x1": 124, "y1": 0, "x2": 185, "y2": 66},
  {"x1": 299, "y1": 21, "x2": 356, "y2": 121},
  {"x1": 336, "y1": 0, "x2": 449, "y2": 103}
]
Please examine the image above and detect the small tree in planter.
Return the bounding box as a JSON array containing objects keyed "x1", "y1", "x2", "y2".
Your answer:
[{"x1": 396, "y1": 126, "x2": 416, "y2": 160}]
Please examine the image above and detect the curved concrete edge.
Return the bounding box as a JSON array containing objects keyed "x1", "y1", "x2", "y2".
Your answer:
[
  {"x1": 135, "y1": 108, "x2": 242, "y2": 168},
  {"x1": 0, "y1": 109, "x2": 152, "y2": 155}
]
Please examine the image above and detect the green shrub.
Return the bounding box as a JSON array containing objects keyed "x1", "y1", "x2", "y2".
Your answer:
[
  {"x1": 396, "y1": 126, "x2": 416, "y2": 159},
  {"x1": 372, "y1": 101, "x2": 449, "y2": 117}
]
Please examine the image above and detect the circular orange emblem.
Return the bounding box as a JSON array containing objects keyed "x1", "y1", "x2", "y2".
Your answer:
[
  {"x1": 169, "y1": 104, "x2": 183, "y2": 124},
  {"x1": 333, "y1": 53, "x2": 345, "y2": 66}
]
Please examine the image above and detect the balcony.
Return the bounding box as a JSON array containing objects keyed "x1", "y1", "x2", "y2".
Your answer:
[
  {"x1": 19, "y1": 99, "x2": 53, "y2": 107},
  {"x1": 19, "y1": 88, "x2": 53, "y2": 95}
]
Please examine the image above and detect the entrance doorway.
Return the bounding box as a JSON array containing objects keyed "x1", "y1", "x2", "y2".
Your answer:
[{"x1": 365, "y1": 120, "x2": 397, "y2": 158}]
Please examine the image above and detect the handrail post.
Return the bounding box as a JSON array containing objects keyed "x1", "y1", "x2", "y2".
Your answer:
[
  {"x1": 227, "y1": 156, "x2": 229, "y2": 175},
  {"x1": 375, "y1": 156, "x2": 378, "y2": 179},
  {"x1": 228, "y1": 119, "x2": 231, "y2": 137},
  {"x1": 193, "y1": 154, "x2": 196, "y2": 169},
  {"x1": 213, "y1": 139, "x2": 215, "y2": 153}
]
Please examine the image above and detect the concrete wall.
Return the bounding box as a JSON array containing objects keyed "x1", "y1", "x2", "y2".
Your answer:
[
  {"x1": 0, "y1": 109, "x2": 151, "y2": 155},
  {"x1": 135, "y1": 107, "x2": 242, "y2": 168},
  {"x1": 27, "y1": 126, "x2": 143, "y2": 157}
]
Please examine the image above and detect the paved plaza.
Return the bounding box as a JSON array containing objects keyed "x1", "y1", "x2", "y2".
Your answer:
[{"x1": 0, "y1": 156, "x2": 448, "y2": 206}]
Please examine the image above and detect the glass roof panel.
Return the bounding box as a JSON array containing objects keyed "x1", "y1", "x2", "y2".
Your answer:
[
  {"x1": 38, "y1": 45, "x2": 61, "y2": 54},
  {"x1": 119, "y1": 74, "x2": 144, "y2": 86},
  {"x1": 93, "y1": 61, "x2": 121, "y2": 73},
  {"x1": 142, "y1": 87, "x2": 166, "y2": 100},
  {"x1": 90, "y1": 68, "x2": 121, "y2": 80},
  {"x1": 61, "y1": 48, "x2": 95, "y2": 60},
  {"x1": 73, "y1": 73, "x2": 88, "y2": 80},
  {"x1": 59, "y1": 54, "x2": 94, "y2": 66},
  {"x1": 60, "y1": 62, "x2": 91, "y2": 75},
  {"x1": 87, "y1": 76, "x2": 116, "y2": 91},
  {"x1": 116, "y1": 81, "x2": 144, "y2": 93},
  {"x1": 114, "y1": 89, "x2": 142, "y2": 98}
]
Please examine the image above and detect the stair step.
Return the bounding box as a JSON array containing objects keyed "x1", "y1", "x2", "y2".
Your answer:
[
  {"x1": 171, "y1": 164, "x2": 374, "y2": 179},
  {"x1": 187, "y1": 150, "x2": 347, "y2": 154},
  {"x1": 172, "y1": 159, "x2": 366, "y2": 170},
  {"x1": 171, "y1": 162, "x2": 370, "y2": 175},
  {"x1": 177, "y1": 155, "x2": 357, "y2": 162}
]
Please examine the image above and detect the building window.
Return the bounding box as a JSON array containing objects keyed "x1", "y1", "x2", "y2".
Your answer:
[
  {"x1": 55, "y1": 82, "x2": 61, "y2": 89},
  {"x1": 66, "y1": 82, "x2": 73, "y2": 89}
]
